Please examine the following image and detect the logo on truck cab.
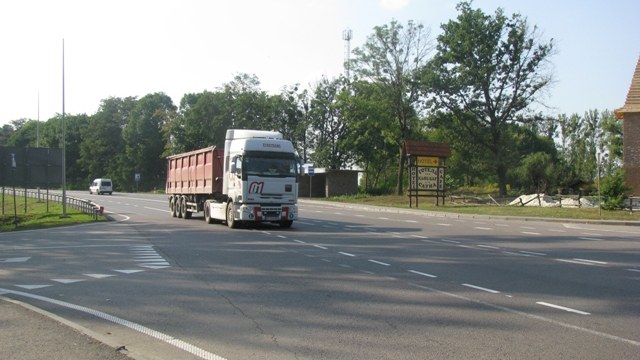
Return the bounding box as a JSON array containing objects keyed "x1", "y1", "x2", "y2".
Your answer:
[
  {"x1": 249, "y1": 181, "x2": 264, "y2": 194},
  {"x1": 263, "y1": 143, "x2": 281, "y2": 148}
]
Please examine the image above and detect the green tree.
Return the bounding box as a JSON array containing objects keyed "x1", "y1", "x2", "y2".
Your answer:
[
  {"x1": 168, "y1": 91, "x2": 230, "y2": 153},
  {"x1": 349, "y1": 79, "x2": 404, "y2": 193},
  {"x1": 5, "y1": 119, "x2": 37, "y2": 148},
  {"x1": 423, "y1": 1, "x2": 554, "y2": 196},
  {"x1": 78, "y1": 97, "x2": 135, "y2": 186},
  {"x1": 267, "y1": 85, "x2": 310, "y2": 161},
  {"x1": 1, "y1": 124, "x2": 15, "y2": 146},
  {"x1": 516, "y1": 152, "x2": 555, "y2": 194},
  {"x1": 598, "y1": 110, "x2": 623, "y2": 176},
  {"x1": 39, "y1": 114, "x2": 90, "y2": 188},
  {"x1": 350, "y1": 19, "x2": 434, "y2": 195},
  {"x1": 123, "y1": 92, "x2": 176, "y2": 191},
  {"x1": 307, "y1": 77, "x2": 352, "y2": 169}
]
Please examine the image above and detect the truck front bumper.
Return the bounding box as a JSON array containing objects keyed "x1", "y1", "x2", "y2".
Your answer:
[{"x1": 237, "y1": 204, "x2": 298, "y2": 222}]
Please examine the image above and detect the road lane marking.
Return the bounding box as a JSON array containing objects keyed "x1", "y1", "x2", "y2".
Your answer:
[
  {"x1": 408, "y1": 270, "x2": 437, "y2": 278},
  {"x1": 519, "y1": 251, "x2": 547, "y2": 256},
  {"x1": 537, "y1": 302, "x2": 591, "y2": 315},
  {"x1": 369, "y1": 259, "x2": 390, "y2": 266},
  {"x1": 579, "y1": 237, "x2": 604, "y2": 241},
  {"x1": 478, "y1": 245, "x2": 500, "y2": 249},
  {"x1": 441, "y1": 239, "x2": 460, "y2": 244},
  {"x1": 627, "y1": 269, "x2": 640, "y2": 273},
  {"x1": 293, "y1": 240, "x2": 306, "y2": 244},
  {"x1": 457, "y1": 245, "x2": 475, "y2": 249},
  {"x1": 521, "y1": 231, "x2": 541, "y2": 235},
  {"x1": 474, "y1": 227, "x2": 492, "y2": 230},
  {"x1": 51, "y1": 279, "x2": 86, "y2": 284},
  {"x1": 0, "y1": 289, "x2": 227, "y2": 360},
  {"x1": 313, "y1": 245, "x2": 328, "y2": 250},
  {"x1": 502, "y1": 251, "x2": 533, "y2": 257},
  {"x1": 0, "y1": 257, "x2": 31, "y2": 263},
  {"x1": 84, "y1": 274, "x2": 115, "y2": 279},
  {"x1": 405, "y1": 282, "x2": 639, "y2": 346},
  {"x1": 437, "y1": 223, "x2": 451, "y2": 226},
  {"x1": 555, "y1": 259, "x2": 600, "y2": 266},
  {"x1": 462, "y1": 283, "x2": 500, "y2": 294},
  {"x1": 15, "y1": 285, "x2": 52, "y2": 289},
  {"x1": 338, "y1": 252, "x2": 355, "y2": 257},
  {"x1": 573, "y1": 258, "x2": 607, "y2": 265}
]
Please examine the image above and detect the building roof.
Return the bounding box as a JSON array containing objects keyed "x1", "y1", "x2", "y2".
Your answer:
[
  {"x1": 616, "y1": 56, "x2": 640, "y2": 119},
  {"x1": 403, "y1": 140, "x2": 451, "y2": 157}
]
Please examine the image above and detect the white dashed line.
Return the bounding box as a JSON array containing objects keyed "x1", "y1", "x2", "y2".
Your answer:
[
  {"x1": 338, "y1": 252, "x2": 356, "y2": 257},
  {"x1": 519, "y1": 251, "x2": 547, "y2": 256},
  {"x1": 441, "y1": 239, "x2": 460, "y2": 244},
  {"x1": 573, "y1": 258, "x2": 607, "y2": 265},
  {"x1": 408, "y1": 270, "x2": 437, "y2": 278},
  {"x1": 462, "y1": 283, "x2": 500, "y2": 294},
  {"x1": 478, "y1": 245, "x2": 500, "y2": 250},
  {"x1": 368, "y1": 259, "x2": 390, "y2": 266},
  {"x1": 313, "y1": 245, "x2": 328, "y2": 250},
  {"x1": 537, "y1": 302, "x2": 591, "y2": 315},
  {"x1": 555, "y1": 259, "x2": 599, "y2": 266}
]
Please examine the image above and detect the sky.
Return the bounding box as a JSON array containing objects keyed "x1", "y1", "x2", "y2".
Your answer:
[{"x1": 1, "y1": 0, "x2": 638, "y2": 127}]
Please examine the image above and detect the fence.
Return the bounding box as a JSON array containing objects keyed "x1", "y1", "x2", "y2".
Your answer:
[{"x1": 1, "y1": 188, "x2": 103, "y2": 220}]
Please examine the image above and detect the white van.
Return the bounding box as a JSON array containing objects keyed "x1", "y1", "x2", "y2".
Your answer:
[{"x1": 89, "y1": 178, "x2": 113, "y2": 195}]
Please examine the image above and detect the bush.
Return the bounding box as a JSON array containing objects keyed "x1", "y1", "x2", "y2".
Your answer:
[{"x1": 600, "y1": 169, "x2": 629, "y2": 210}]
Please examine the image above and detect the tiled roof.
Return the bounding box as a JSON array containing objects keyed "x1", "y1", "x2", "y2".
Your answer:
[{"x1": 616, "y1": 56, "x2": 640, "y2": 119}]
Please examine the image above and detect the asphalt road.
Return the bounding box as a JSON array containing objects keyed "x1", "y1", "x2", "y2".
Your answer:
[{"x1": 1, "y1": 191, "x2": 639, "y2": 359}]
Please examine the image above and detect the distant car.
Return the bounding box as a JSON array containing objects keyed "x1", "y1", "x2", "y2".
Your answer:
[{"x1": 89, "y1": 178, "x2": 113, "y2": 195}]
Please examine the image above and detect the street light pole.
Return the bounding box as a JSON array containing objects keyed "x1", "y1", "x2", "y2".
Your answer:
[{"x1": 61, "y1": 39, "x2": 68, "y2": 218}]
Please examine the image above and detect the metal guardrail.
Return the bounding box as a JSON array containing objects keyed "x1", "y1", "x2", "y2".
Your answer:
[{"x1": 4, "y1": 188, "x2": 103, "y2": 220}]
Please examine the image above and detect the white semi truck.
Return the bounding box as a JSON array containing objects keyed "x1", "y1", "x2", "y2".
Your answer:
[{"x1": 166, "y1": 129, "x2": 299, "y2": 228}]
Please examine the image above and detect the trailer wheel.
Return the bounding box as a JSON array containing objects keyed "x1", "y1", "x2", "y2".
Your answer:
[
  {"x1": 178, "y1": 196, "x2": 185, "y2": 218},
  {"x1": 170, "y1": 196, "x2": 177, "y2": 217},
  {"x1": 204, "y1": 201, "x2": 214, "y2": 224},
  {"x1": 226, "y1": 203, "x2": 238, "y2": 228}
]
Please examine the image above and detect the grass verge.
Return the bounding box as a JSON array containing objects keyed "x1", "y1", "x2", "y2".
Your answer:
[
  {"x1": 1, "y1": 195, "x2": 104, "y2": 232},
  {"x1": 324, "y1": 194, "x2": 640, "y2": 222}
]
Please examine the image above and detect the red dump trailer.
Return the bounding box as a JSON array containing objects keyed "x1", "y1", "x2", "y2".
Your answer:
[{"x1": 166, "y1": 146, "x2": 225, "y2": 218}]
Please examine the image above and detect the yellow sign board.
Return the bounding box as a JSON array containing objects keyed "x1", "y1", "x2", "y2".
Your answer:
[{"x1": 417, "y1": 156, "x2": 439, "y2": 167}]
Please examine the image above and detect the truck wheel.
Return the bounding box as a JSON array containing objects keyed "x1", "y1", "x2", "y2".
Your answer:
[
  {"x1": 178, "y1": 196, "x2": 185, "y2": 218},
  {"x1": 280, "y1": 220, "x2": 293, "y2": 229},
  {"x1": 170, "y1": 197, "x2": 177, "y2": 218},
  {"x1": 226, "y1": 203, "x2": 238, "y2": 228},
  {"x1": 204, "y1": 201, "x2": 213, "y2": 224}
]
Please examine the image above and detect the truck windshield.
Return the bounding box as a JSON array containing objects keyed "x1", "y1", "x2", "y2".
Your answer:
[{"x1": 244, "y1": 155, "x2": 298, "y2": 177}]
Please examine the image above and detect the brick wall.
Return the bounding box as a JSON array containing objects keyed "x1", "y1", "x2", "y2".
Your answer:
[{"x1": 624, "y1": 113, "x2": 640, "y2": 195}]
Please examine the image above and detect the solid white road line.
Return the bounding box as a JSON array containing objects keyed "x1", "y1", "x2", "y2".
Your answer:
[{"x1": 0, "y1": 288, "x2": 226, "y2": 360}]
